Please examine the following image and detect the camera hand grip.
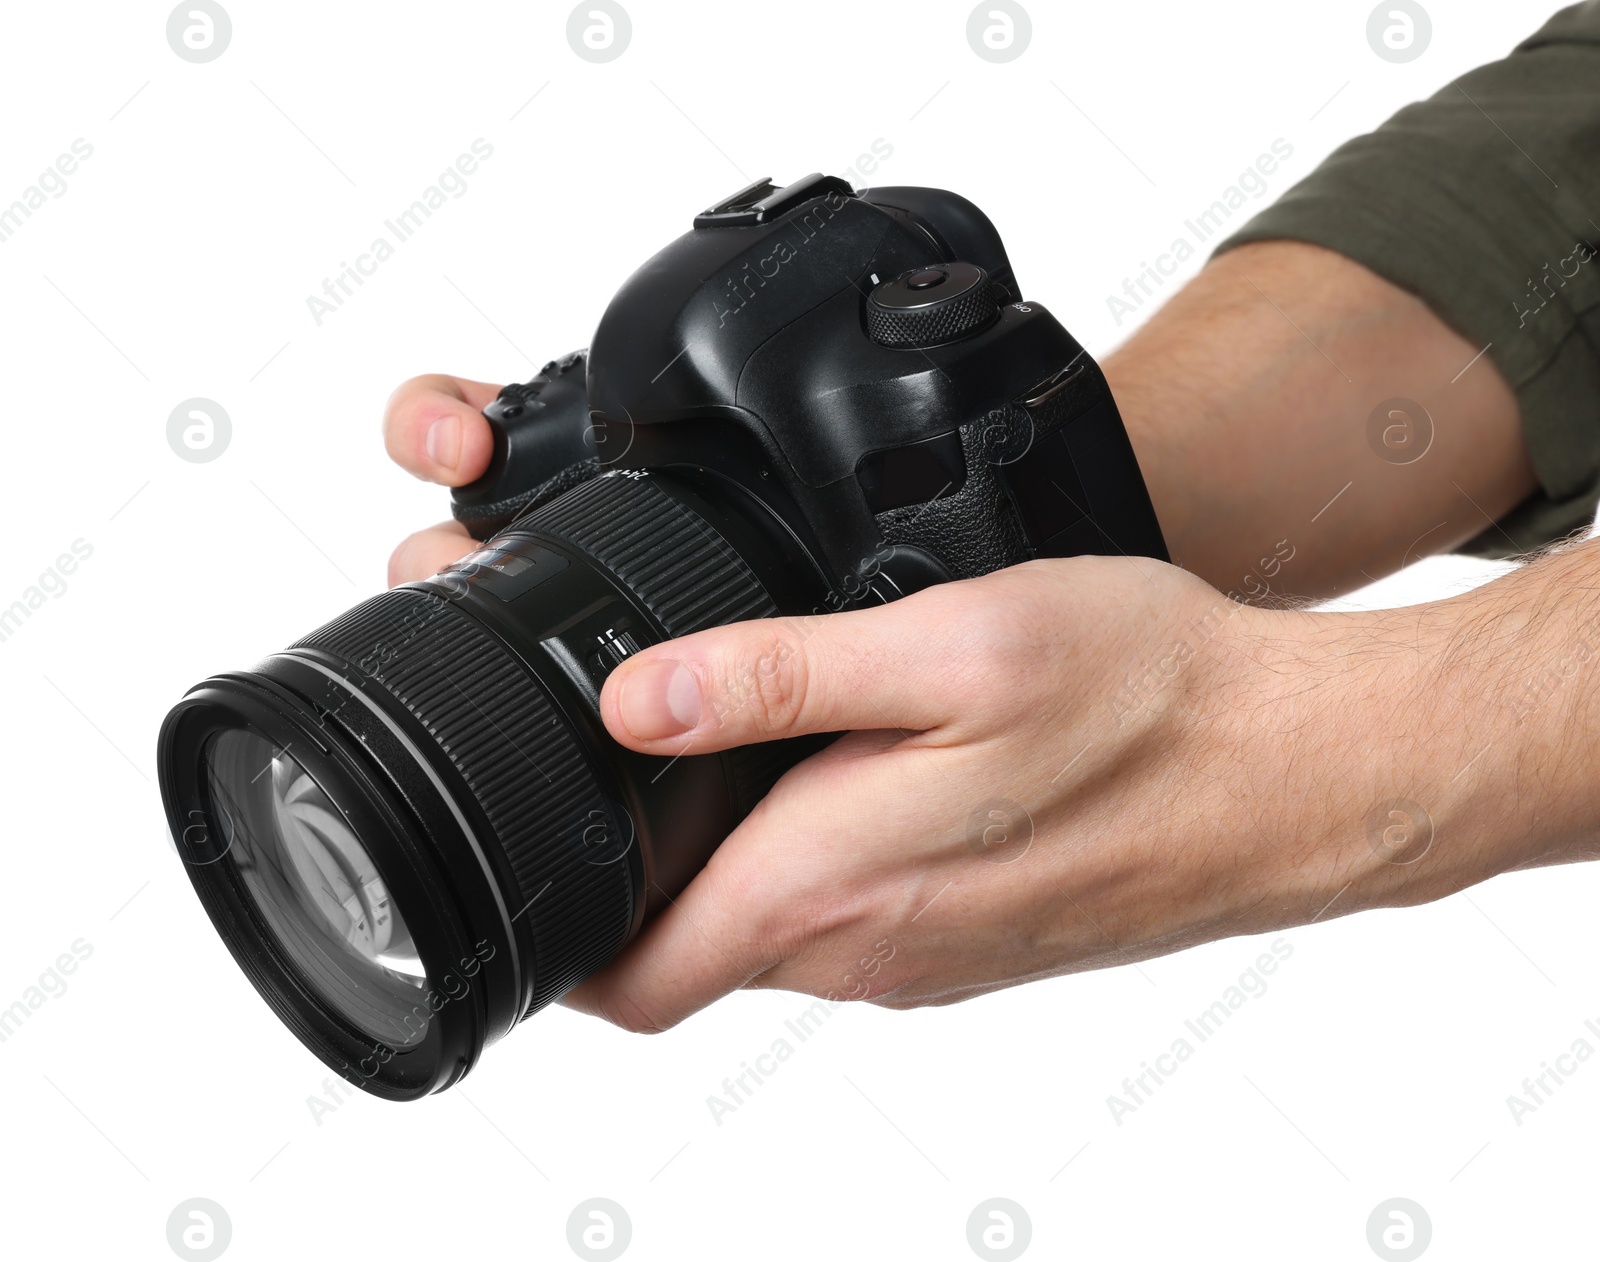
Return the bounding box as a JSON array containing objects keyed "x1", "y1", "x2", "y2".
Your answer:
[{"x1": 450, "y1": 350, "x2": 600, "y2": 539}]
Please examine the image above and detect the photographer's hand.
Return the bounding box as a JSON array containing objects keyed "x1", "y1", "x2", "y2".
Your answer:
[
  {"x1": 554, "y1": 546, "x2": 1600, "y2": 1032},
  {"x1": 377, "y1": 242, "x2": 1564, "y2": 1035}
]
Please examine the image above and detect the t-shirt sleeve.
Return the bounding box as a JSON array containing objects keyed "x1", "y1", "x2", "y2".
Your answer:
[{"x1": 1214, "y1": 1, "x2": 1600, "y2": 557}]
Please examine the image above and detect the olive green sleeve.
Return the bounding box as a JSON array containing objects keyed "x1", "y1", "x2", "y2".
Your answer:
[{"x1": 1215, "y1": 2, "x2": 1600, "y2": 557}]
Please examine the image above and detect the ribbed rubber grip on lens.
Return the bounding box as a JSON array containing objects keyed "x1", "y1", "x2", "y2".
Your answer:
[
  {"x1": 291, "y1": 589, "x2": 632, "y2": 1018},
  {"x1": 520, "y1": 474, "x2": 798, "y2": 823},
  {"x1": 513, "y1": 474, "x2": 777, "y2": 635}
]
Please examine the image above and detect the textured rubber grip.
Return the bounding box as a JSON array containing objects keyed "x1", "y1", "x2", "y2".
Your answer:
[
  {"x1": 512, "y1": 473, "x2": 778, "y2": 635},
  {"x1": 291, "y1": 589, "x2": 631, "y2": 1018},
  {"x1": 517, "y1": 475, "x2": 795, "y2": 815},
  {"x1": 451, "y1": 457, "x2": 600, "y2": 540},
  {"x1": 873, "y1": 414, "x2": 1031, "y2": 581}
]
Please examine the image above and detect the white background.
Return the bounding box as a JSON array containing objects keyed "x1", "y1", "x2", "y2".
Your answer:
[{"x1": 0, "y1": 1, "x2": 1589, "y2": 1259}]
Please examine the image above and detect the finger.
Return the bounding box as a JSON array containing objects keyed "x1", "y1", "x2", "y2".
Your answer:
[
  {"x1": 563, "y1": 737, "x2": 930, "y2": 1031},
  {"x1": 560, "y1": 879, "x2": 770, "y2": 1034},
  {"x1": 598, "y1": 583, "x2": 983, "y2": 753},
  {"x1": 382, "y1": 374, "x2": 501, "y2": 485},
  {"x1": 387, "y1": 520, "x2": 475, "y2": 586},
  {"x1": 561, "y1": 801, "x2": 810, "y2": 1032}
]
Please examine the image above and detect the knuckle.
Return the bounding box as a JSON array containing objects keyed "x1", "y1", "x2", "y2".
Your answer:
[
  {"x1": 598, "y1": 990, "x2": 673, "y2": 1035},
  {"x1": 864, "y1": 969, "x2": 944, "y2": 1010},
  {"x1": 709, "y1": 845, "x2": 801, "y2": 958},
  {"x1": 868, "y1": 993, "x2": 918, "y2": 1011},
  {"x1": 386, "y1": 531, "x2": 430, "y2": 587},
  {"x1": 963, "y1": 578, "x2": 1034, "y2": 652},
  {"x1": 704, "y1": 845, "x2": 828, "y2": 987},
  {"x1": 942, "y1": 576, "x2": 1045, "y2": 698},
  {"x1": 870, "y1": 991, "x2": 934, "y2": 1012},
  {"x1": 380, "y1": 380, "x2": 423, "y2": 443},
  {"x1": 380, "y1": 415, "x2": 406, "y2": 465},
  {"x1": 713, "y1": 632, "x2": 813, "y2": 735},
  {"x1": 386, "y1": 540, "x2": 414, "y2": 588}
]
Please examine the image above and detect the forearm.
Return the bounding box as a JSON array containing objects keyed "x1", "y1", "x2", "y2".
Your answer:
[
  {"x1": 1104, "y1": 240, "x2": 1535, "y2": 601},
  {"x1": 1110, "y1": 3, "x2": 1600, "y2": 599},
  {"x1": 1245, "y1": 536, "x2": 1600, "y2": 924}
]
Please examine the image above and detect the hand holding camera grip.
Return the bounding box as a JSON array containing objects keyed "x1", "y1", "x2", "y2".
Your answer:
[{"x1": 450, "y1": 350, "x2": 601, "y2": 539}]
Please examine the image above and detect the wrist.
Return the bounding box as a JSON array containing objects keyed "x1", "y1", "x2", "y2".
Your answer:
[
  {"x1": 1229, "y1": 555, "x2": 1600, "y2": 928},
  {"x1": 1423, "y1": 550, "x2": 1600, "y2": 876},
  {"x1": 1246, "y1": 599, "x2": 1487, "y2": 918}
]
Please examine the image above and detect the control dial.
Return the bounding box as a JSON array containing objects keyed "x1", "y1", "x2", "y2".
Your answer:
[{"x1": 865, "y1": 262, "x2": 1000, "y2": 348}]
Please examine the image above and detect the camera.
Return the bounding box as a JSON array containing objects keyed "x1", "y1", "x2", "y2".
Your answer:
[{"x1": 157, "y1": 173, "x2": 1167, "y2": 1099}]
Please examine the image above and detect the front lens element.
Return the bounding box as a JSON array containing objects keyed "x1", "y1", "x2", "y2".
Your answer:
[{"x1": 204, "y1": 729, "x2": 429, "y2": 1044}]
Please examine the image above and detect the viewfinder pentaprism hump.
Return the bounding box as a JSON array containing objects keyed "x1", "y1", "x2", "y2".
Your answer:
[{"x1": 157, "y1": 174, "x2": 1167, "y2": 1100}]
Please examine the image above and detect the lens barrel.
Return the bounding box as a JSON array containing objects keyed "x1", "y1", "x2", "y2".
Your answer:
[{"x1": 160, "y1": 472, "x2": 808, "y2": 1099}]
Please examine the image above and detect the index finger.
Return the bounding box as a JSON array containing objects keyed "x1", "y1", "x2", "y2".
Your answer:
[
  {"x1": 382, "y1": 373, "x2": 502, "y2": 485},
  {"x1": 560, "y1": 823, "x2": 785, "y2": 1033}
]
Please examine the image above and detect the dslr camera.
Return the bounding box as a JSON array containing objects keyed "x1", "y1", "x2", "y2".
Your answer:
[{"x1": 158, "y1": 173, "x2": 1167, "y2": 1099}]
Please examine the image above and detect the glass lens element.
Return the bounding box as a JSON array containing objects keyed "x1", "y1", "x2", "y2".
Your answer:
[{"x1": 203, "y1": 729, "x2": 430, "y2": 1045}]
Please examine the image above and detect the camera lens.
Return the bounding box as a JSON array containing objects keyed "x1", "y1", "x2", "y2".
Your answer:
[{"x1": 159, "y1": 472, "x2": 816, "y2": 1099}]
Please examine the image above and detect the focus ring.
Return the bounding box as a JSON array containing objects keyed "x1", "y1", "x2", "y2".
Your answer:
[
  {"x1": 291, "y1": 590, "x2": 631, "y2": 1018},
  {"x1": 516, "y1": 473, "x2": 777, "y2": 634}
]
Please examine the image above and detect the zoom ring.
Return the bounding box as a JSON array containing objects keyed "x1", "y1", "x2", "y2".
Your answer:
[{"x1": 515, "y1": 473, "x2": 778, "y2": 634}]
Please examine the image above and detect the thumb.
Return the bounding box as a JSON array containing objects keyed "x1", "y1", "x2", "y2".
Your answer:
[{"x1": 599, "y1": 597, "x2": 964, "y2": 753}]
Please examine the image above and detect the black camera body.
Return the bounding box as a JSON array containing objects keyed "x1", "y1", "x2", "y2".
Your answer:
[
  {"x1": 158, "y1": 174, "x2": 1166, "y2": 1100},
  {"x1": 455, "y1": 172, "x2": 1166, "y2": 598}
]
